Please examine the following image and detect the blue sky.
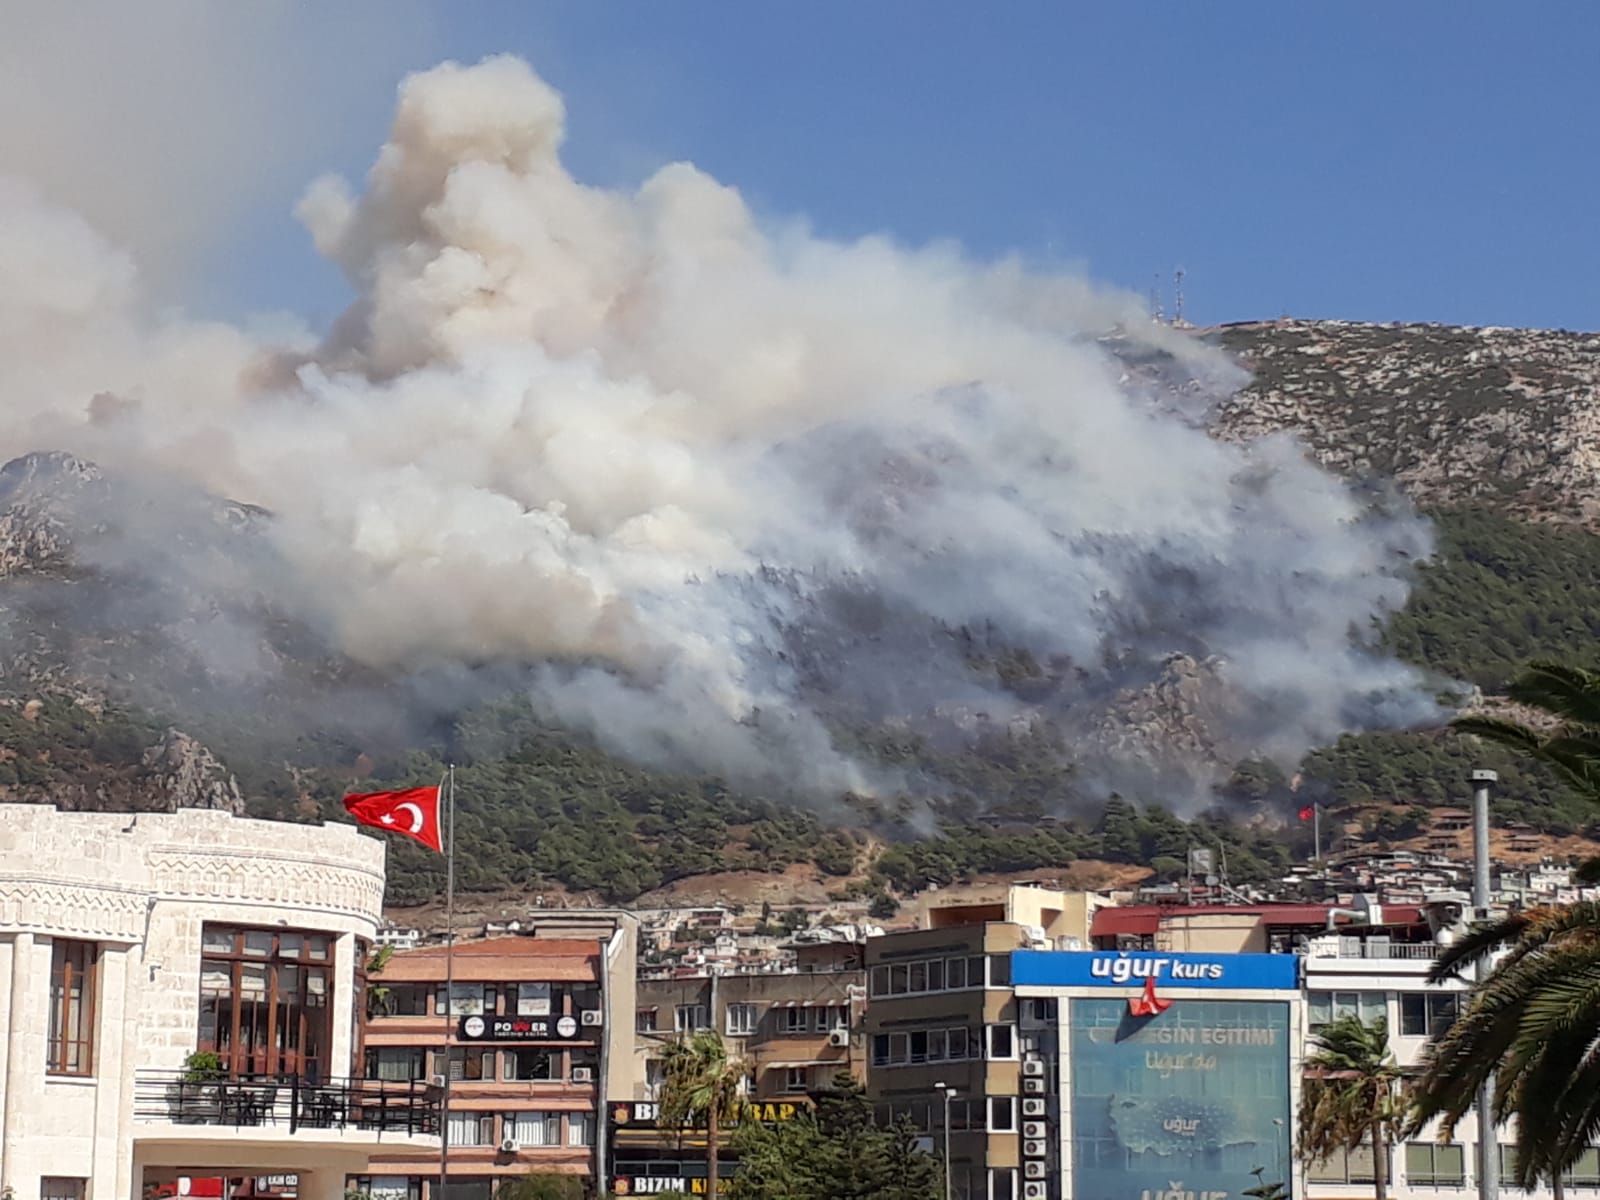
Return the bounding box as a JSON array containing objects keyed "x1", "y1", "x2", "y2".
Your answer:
[{"x1": 196, "y1": 3, "x2": 1600, "y2": 331}]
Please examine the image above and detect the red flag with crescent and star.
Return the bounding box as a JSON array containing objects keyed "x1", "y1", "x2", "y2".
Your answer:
[
  {"x1": 1128, "y1": 975, "x2": 1172, "y2": 1017},
  {"x1": 343, "y1": 785, "x2": 443, "y2": 853}
]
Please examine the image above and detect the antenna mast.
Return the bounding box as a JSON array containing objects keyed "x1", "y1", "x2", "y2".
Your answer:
[
  {"x1": 1173, "y1": 267, "x2": 1186, "y2": 326},
  {"x1": 1151, "y1": 273, "x2": 1164, "y2": 324}
]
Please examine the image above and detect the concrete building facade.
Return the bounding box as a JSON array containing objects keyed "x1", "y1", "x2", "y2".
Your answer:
[
  {"x1": 624, "y1": 937, "x2": 866, "y2": 1195},
  {"x1": 864, "y1": 885, "x2": 1101, "y2": 1200},
  {"x1": 634, "y1": 937, "x2": 865, "y2": 1105},
  {"x1": 359, "y1": 911, "x2": 637, "y2": 1199},
  {"x1": 0, "y1": 802, "x2": 439, "y2": 1200}
]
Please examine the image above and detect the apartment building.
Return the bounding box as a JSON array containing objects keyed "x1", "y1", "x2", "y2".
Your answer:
[
  {"x1": 359, "y1": 912, "x2": 637, "y2": 1200},
  {"x1": 634, "y1": 936, "x2": 866, "y2": 1103},
  {"x1": 1296, "y1": 893, "x2": 1586, "y2": 1198},
  {"x1": 623, "y1": 935, "x2": 866, "y2": 1194},
  {"x1": 863, "y1": 884, "x2": 1100, "y2": 1200},
  {"x1": 0, "y1": 802, "x2": 440, "y2": 1200}
]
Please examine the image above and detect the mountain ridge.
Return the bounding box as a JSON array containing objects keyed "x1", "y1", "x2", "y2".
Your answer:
[{"x1": 5, "y1": 317, "x2": 1600, "y2": 907}]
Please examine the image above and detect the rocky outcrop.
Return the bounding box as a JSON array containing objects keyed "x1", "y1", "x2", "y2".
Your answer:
[
  {"x1": 0, "y1": 451, "x2": 103, "y2": 576},
  {"x1": 1083, "y1": 653, "x2": 1246, "y2": 774},
  {"x1": 1211, "y1": 320, "x2": 1600, "y2": 524},
  {"x1": 136, "y1": 728, "x2": 246, "y2": 814}
]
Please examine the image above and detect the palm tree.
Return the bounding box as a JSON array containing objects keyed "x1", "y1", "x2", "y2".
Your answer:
[
  {"x1": 1409, "y1": 901, "x2": 1600, "y2": 1196},
  {"x1": 1453, "y1": 659, "x2": 1600, "y2": 795},
  {"x1": 1298, "y1": 1014, "x2": 1405, "y2": 1200},
  {"x1": 659, "y1": 1029, "x2": 746, "y2": 1200},
  {"x1": 1427, "y1": 657, "x2": 1600, "y2": 1194}
]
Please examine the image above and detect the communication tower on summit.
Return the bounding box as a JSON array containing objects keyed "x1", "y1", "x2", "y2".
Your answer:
[
  {"x1": 1150, "y1": 273, "x2": 1163, "y2": 323},
  {"x1": 1173, "y1": 267, "x2": 1186, "y2": 326}
]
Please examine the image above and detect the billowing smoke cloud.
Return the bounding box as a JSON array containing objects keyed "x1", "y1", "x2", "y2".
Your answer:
[{"x1": 0, "y1": 55, "x2": 1440, "y2": 800}]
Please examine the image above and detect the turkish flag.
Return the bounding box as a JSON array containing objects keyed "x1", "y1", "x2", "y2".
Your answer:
[
  {"x1": 1128, "y1": 976, "x2": 1171, "y2": 1017},
  {"x1": 1298, "y1": 805, "x2": 1315, "y2": 822},
  {"x1": 343, "y1": 785, "x2": 443, "y2": 853}
]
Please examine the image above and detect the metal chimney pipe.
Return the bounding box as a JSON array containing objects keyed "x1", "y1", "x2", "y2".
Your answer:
[
  {"x1": 1471, "y1": 767, "x2": 1498, "y2": 1200},
  {"x1": 1471, "y1": 769, "x2": 1495, "y2": 919}
]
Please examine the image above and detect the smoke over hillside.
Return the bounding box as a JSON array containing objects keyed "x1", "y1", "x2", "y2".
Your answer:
[{"x1": 0, "y1": 55, "x2": 1441, "y2": 799}]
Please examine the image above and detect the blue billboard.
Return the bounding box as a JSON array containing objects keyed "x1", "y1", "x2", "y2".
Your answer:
[
  {"x1": 1069, "y1": 998, "x2": 1291, "y2": 1200},
  {"x1": 1013, "y1": 950, "x2": 1299, "y2": 991}
]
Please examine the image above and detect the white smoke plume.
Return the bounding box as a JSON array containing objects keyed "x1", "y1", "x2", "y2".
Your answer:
[{"x1": 0, "y1": 55, "x2": 1440, "y2": 799}]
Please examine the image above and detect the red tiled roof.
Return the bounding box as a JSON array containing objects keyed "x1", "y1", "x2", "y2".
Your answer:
[{"x1": 382, "y1": 935, "x2": 599, "y2": 983}]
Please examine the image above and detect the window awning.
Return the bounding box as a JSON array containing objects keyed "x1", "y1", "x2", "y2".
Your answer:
[{"x1": 1089, "y1": 909, "x2": 1160, "y2": 938}]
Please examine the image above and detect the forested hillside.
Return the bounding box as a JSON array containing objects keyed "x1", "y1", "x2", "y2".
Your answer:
[{"x1": 7, "y1": 321, "x2": 1600, "y2": 907}]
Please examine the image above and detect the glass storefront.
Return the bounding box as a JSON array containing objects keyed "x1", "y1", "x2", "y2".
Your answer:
[{"x1": 1069, "y1": 998, "x2": 1290, "y2": 1200}]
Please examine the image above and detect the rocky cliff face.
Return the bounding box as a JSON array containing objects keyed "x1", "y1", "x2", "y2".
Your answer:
[
  {"x1": 1211, "y1": 320, "x2": 1600, "y2": 524},
  {"x1": 0, "y1": 452, "x2": 265, "y2": 813}
]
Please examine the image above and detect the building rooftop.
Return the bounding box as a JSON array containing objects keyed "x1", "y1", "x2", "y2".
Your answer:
[{"x1": 380, "y1": 935, "x2": 601, "y2": 982}]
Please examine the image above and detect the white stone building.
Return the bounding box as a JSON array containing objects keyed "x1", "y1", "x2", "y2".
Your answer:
[{"x1": 0, "y1": 803, "x2": 439, "y2": 1199}]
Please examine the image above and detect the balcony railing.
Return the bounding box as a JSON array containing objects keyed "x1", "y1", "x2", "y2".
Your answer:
[
  {"x1": 133, "y1": 1072, "x2": 441, "y2": 1136},
  {"x1": 1304, "y1": 938, "x2": 1439, "y2": 961}
]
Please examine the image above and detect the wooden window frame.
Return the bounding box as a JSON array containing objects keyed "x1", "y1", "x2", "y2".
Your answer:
[
  {"x1": 47, "y1": 939, "x2": 98, "y2": 1076},
  {"x1": 197, "y1": 924, "x2": 334, "y2": 1082}
]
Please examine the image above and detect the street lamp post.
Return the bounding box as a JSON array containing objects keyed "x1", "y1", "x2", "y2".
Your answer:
[{"x1": 934, "y1": 1081, "x2": 956, "y2": 1200}]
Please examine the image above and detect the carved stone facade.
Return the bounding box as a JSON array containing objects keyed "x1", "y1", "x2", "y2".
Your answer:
[{"x1": 0, "y1": 803, "x2": 423, "y2": 1200}]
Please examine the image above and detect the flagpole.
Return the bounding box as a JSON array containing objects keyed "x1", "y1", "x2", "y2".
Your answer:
[{"x1": 438, "y1": 765, "x2": 456, "y2": 1200}]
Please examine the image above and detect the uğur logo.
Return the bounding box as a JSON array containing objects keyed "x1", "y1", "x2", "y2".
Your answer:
[{"x1": 1128, "y1": 976, "x2": 1172, "y2": 1018}]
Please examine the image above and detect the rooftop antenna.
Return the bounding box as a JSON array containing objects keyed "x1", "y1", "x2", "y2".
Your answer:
[
  {"x1": 1150, "y1": 273, "x2": 1164, "y2": 324},
  {"x1": 1173, "y1": 267, "x2": 1186, "y2": 326}
]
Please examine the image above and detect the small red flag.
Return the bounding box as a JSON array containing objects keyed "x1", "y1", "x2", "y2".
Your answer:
[
  {"x1": 1298, "y1": 805, "x2": 1315, "y2": 822},
  {"x1": 1128, "y1": 976, "x2": 1171, "y2": 1017},
  {"x1": 343, "y1": 785, "x2": 443, "y2": 854}
]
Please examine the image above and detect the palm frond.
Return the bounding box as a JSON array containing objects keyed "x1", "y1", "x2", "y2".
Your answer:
[
  {"x1": 1574, "y1": 857, "x2": 1600, "y2": 886},
  {"x1": 1428, "y1": 913, "x2": 1532, "y2": 982},
  {"x1": 1505, "y1": 661, "x2": 1600, "y2": 729},
  {"x1": 1451, "y1": 714, "x2": 1548, "y2": 753}
]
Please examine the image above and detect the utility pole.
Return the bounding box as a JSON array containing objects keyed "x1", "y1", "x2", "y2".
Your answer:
[
  {"x1": 1471, "y1": 768, "x2": 1498, "y2": 1200},
  {"x1": 934, "y1": 1082, "x2": 956, "y2": 1200}
]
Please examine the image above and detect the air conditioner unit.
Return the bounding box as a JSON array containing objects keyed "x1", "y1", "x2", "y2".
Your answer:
[
  {"x1": 1024, "y1": 1161, "x2": 1048, "y2": 1180},
  {"x1": 1022, "y1": 1098, "x2": 1046, "y2": 1117},
  {"x1": 1022, "y1": 1077, "x2": 1045, "y2": 1095},
  {"x1": 581, "y1": 1009, "x2": 603, "y2": 1026},
  {"x1": 572, "y1": 1067, "x2": 594, "y2": 1083},
  {"x1": 1023, "y1": 1182, "x2": 1047, "y2": 1200},
  {"x1": 1023, "y1": 1121, "x2": 1046, "y2": 1140},
  {"x1": 499, "y1": 1137, "x2": 520, "y2": 1153},
  {"x1": 428, "y1": 1074, "x2": 447, "y2": 1088},
  {"x1": 1022, "y1": 1060, "x2": 1045, "y2": 1077},
  {"x1": 1023, "y1": 1140, "x2": 1047, "y2": 1158},
  {"x1": 828, "y1": 1029, "x2": 850, "y2": 1048}
]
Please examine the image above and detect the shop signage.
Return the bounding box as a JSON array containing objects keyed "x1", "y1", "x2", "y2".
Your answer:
[
  {"x1": 1012, "y1": 950, "x2": 1299, "y2": 992},
  {"x1": 457, "y1": 1013, "x2": 582, "y2": 1041},
  {"x1": 1068, "y1": 998, "x2": 1291, "y2": 1200},
  {"x1": 610, "y1": 1177, "x2": 708, "y2": 1195}
]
